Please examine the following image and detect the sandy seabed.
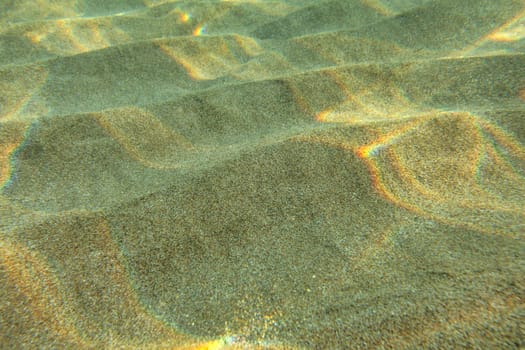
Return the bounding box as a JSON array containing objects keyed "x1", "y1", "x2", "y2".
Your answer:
[{"x1": 1, "y1": 0, "x2": 524, "y2": 349}]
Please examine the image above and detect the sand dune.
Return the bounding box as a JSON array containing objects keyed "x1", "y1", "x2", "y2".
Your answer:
[{"x1": 1, "y1": 0, "x2": 524, "y2": 349}]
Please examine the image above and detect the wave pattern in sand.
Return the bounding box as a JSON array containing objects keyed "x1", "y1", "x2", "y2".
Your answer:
[{"x1": 1, "y1": 0, "x2": 525, "y2": 349}]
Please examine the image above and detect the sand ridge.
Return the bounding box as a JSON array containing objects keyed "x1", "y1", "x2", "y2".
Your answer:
[{"x1": 1, "y1": 0, "x2": 525, "y2": 349}]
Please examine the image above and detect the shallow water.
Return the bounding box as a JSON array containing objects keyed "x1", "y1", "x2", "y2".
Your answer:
[{"x1": 1, "y1": 1, "x2": 524, "y2": 349}]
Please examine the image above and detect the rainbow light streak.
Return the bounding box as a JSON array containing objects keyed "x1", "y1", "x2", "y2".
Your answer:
[
  {"x1": 0, "y1": 144, "x2": 20, "y2": 190},
  {"x1": 391, "y1": 114, "x2": 485, "y2": 208},
  {"x1": 355, "y1": 113, "x2": 525, "y2": 236},
  {"x1": 354, "y1": 119, "x2": 423, "y2": 211},
  {"x1": 356, "y1": 117, "x2": 426, "y2": 159},
  {"x1": 193, "y1": 24, "x2": 207, "y2": 36},
  {"x1": 0, "y1": 123, "x2": 35, "y2": 192}
]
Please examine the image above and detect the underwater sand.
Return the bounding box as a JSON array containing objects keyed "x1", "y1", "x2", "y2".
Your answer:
[{"x1": 1, "y1": 0, "x2": 525, "y2": 349}]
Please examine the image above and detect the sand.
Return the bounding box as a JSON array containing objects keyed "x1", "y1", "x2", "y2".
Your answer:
[{"x1": 1, "y1": 0, "x2": 524, "y2": 349}]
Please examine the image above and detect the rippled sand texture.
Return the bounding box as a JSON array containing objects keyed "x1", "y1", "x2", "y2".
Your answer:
[{"x1": 1, "y1": 0, "x2": 525, "y2": 349}]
